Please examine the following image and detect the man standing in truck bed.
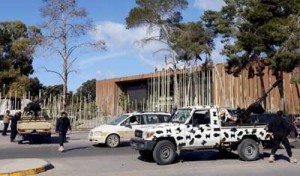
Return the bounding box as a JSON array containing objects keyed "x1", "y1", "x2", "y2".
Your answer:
[{"x1": 56, "y1": 111, "x2": 72, "y2": 152}]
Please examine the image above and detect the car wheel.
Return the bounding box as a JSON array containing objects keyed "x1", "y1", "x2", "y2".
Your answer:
[
  {"x1": 153, "y1": 140, "x2": 177, "y2": 165},
  {"x1": 106, "y1": 134, "x2": 120, "y2": 148},
  {"x1": 237, "y1": 138, "x2": 259, "y2": 161},
  {"x1": 139, "y1": 150, "x2": 153, "y2": 161}
]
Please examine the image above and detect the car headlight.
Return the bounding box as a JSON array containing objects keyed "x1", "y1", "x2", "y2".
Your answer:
[{"x1": 93, "y1": 131, "x2": 103, "y2": 136}]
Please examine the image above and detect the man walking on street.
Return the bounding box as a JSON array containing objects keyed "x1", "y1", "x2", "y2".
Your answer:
[
  {"x1": 2, "y1": 110, "x2": 10, "y2": 136},
  {"x1": 10, "y1": 112, "x2": 21, "y2": 142},
  {"x1": 268, "y1": 110, "x2": 297, "y2": 163},
  {"x1": 56, "y1": 111, "x2": 72, "y2": 152}
]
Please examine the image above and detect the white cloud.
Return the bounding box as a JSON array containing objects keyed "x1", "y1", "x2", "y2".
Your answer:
[
  {"x1": 96, "y1": 70, "x2": 117, "y2": 80},
  {"x1": 194, "y1": 0, "x2": 226, "y2": 11},
  {"x1": 137, "y1": 53, "x2": 164, "y2": 70},
  {"x1": 91, "y1": 21, "x2": 169, "y2": 68},
  {"x1": 80, "y1": 51, "x2": 127, "y2": 68}
]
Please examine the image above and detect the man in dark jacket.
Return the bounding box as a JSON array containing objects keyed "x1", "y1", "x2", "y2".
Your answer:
[
  {"x1": 10, "y1": 112, "x2": 21, "y2": 142},
  {"x1": 268, "y1": 111, "x2": 297, "y2": 163},
  {"x1": 56, "y1": 111, "x2": 72, "y2": 152}
]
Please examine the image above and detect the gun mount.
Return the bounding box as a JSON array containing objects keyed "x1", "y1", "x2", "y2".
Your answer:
[
  {"x1": 237, "y1": 79, "x2": 282, "y2": 124},
  {"x1": 23, "y1": 99, "x2": 42, "y2": 117}
]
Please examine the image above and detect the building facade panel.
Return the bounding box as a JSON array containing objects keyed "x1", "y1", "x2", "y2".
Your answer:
[{"x1": 97, "y1": 63, "x2": 300, "y2": 116}]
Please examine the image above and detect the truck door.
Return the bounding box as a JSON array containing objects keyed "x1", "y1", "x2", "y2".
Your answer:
[{"x1": 186, "y1": 109, "x2": 220, "y2": 148}]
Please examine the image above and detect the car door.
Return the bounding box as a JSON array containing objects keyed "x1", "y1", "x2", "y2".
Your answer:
[
  {"x1": 118, "y1": 115, "x2": 141, "y2": 141},
  {"x1": 185, "y1": 109, "x2": 220, "y2": 148}
]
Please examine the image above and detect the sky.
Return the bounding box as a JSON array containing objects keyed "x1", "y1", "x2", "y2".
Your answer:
[{"x1": 0, "y1": 0, "x2": 226, "y2": 92}]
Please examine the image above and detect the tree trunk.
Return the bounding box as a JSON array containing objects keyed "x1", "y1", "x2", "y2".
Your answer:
[
  {"x1": 63, "y1": 57, "x2": 68, "y2": 112},
  {"x1": 62, "y1": 16, "x2": 68, "y2": 112},
  {"x1": 277, "y1": 71, "x2": 285, "y2": 112},
  {"x1": 173, "y1": 67, "x2": 179, "y2": 108},
  {"x1": 257, "y1": 64, "x2": 266, "y2": 109}
]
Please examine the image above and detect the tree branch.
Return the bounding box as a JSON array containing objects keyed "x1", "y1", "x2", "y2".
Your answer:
[
  {"x1": 67, "y1": 57, "x2": 78, "y2": 71},
  {"x1": 40, "y1": 67, "x2": 64, "y2": 80}
]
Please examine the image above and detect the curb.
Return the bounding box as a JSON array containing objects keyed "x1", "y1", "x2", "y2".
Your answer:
[{"x1": 0, "y1": 161, "x2": 54, "y2": 176}]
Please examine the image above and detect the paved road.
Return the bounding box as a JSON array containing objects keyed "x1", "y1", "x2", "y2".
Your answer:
[
  {"x1": 0, "y1": 132, "x2": 134, "y2": 159},
  {"x1": 1, "y1": 132, "x2": 299, "y2": 176}
]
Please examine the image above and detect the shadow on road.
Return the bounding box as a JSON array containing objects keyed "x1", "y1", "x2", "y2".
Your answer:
[
  {"x1": 17, "y1": 136, "x2": 70, "y2": 145},
  {"x1": 63, "y1": 146, "x2": 90, "y2": 152},
  {"x1": 92, "y1": 142, "x2": 131, "y2": 148},
  {"x1": 137, "y1": 150, "x2": 292, "y2": 164},
  {"x1": 178, "y1": 150, "x2": 239, "y2": 163},
  {"x1": 260, "y1": 152, "x2": 290, "y2": 162}
]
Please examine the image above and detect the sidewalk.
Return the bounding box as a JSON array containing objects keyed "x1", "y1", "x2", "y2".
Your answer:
[{"x1": 0, "y1": 158, "x2": 53, "y2": 176}]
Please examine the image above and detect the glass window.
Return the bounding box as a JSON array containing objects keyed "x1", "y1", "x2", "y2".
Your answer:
[
  {"x1": 121, "y1": 115, "x2": 140, "y2": 126},
  {"x1": 110, "y1": 114, "x2": 129, "y2": 125},
  {"x1": 158, "y1": 115, "x2": 169, "y2": 123},
  {"x1": 192, "y1": 110, "x2": 210, "y2": 125},
  {"x1": 146, "y1": 115, "x2": 159, "y2": 124},
  {"x1": 169, "y1": 109, "x2": 192, "y2": 123}
]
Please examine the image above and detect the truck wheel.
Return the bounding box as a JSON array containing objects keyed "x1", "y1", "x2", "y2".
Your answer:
[
  {"x1": 153, "y1": 140, "x2": 176, "y2": 165},
  {"x1": 237, "y1": 138, "x2": 259, "y2": 161},
  {"x1": 139, "y1": 151, "x2": 153, "y2": 161},
  {"x1": 106, "y1": 134, "x2": 120, "y2": 148}
]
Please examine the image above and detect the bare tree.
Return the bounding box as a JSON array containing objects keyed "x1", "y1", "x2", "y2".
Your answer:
[{"x1": 40, "y1": 0, "x2": 105, "y2": 111}]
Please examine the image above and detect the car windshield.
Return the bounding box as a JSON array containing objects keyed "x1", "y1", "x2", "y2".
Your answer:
[
  {"x1": 169, "y1": 109, "x2": 192, "y2": 123},
  {"x1": 110, "y1": 114, "x2": 129, "y2": 125}
]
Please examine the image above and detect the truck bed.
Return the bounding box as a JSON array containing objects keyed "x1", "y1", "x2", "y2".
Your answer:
[{"x1": 17, "y1": 116, "x2": 52, "y2": 134}]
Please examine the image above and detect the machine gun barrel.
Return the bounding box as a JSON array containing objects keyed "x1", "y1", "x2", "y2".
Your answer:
[
  {"x1": 253, "y1": 79, "x2": 282, "y2": 105},
  {"x1": 238, "y1": 79, "x2": 282, "y2": 123}
]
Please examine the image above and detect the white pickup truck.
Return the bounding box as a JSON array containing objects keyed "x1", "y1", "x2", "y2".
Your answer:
[{"x1": 131, "y1": 106, "x2": 272, "y2": 165}]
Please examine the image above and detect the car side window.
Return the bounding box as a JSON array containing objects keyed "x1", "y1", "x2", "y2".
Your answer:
[
  {"x1": 158, "y1": 115, "x2": 169, "y2": 123},
  {"x1": 129, "y1": 115, "x2": 140, "y2": 125},
  {"x1": 146, "y1": 115, "x2": 159, "y2": 124},
  {"x1": 121, "y1": 115, "x2": 140, "y2": 126},
  {"x1": 192, "y1": 110, "x2": 211, "y2": 126}
]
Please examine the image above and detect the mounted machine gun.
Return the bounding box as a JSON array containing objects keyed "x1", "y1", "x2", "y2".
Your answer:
[{"x1": 237, "y1": 79, "x2": 282, "y2": 124}]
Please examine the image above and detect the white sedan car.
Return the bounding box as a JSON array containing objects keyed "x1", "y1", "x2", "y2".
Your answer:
[{"x1": 89, "y1": 112, "x2": 171, "y2": 147}]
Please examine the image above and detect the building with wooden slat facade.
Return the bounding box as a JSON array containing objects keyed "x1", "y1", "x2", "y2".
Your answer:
[{"x1": 96, "y1": 63, "x2": 299, "y2": 116}]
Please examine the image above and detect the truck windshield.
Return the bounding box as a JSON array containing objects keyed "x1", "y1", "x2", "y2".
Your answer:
[
  {"x1": 169, "y1": 109, "x2": 192, "y2": 123},
  {"x1": 110, "y1": 114, "x2": 129, "y2": 125}
]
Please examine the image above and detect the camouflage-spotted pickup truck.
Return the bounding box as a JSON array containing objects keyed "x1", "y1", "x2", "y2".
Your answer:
[{"x1": 131, "y1": 106, "x2": 272, "y2": 165}]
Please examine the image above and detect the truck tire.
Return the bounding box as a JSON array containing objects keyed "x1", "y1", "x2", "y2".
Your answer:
[
  {"x1": 106, "y1": 134, "x2": 120, "y2": 148},
  {"x1": 153, "y1": 140, "x2": 176, "y2": 165},
  {"x1": 237, "y1": 138, "x2": 259, "y2": 161},
  {"x1": 139, "y1": 151, "x2": 153, "y2": 161}
]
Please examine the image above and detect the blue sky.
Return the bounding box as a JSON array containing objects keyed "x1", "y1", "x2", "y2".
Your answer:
[{"x1": 0, "y1": 0, "x2": 226, "y2": 92}]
